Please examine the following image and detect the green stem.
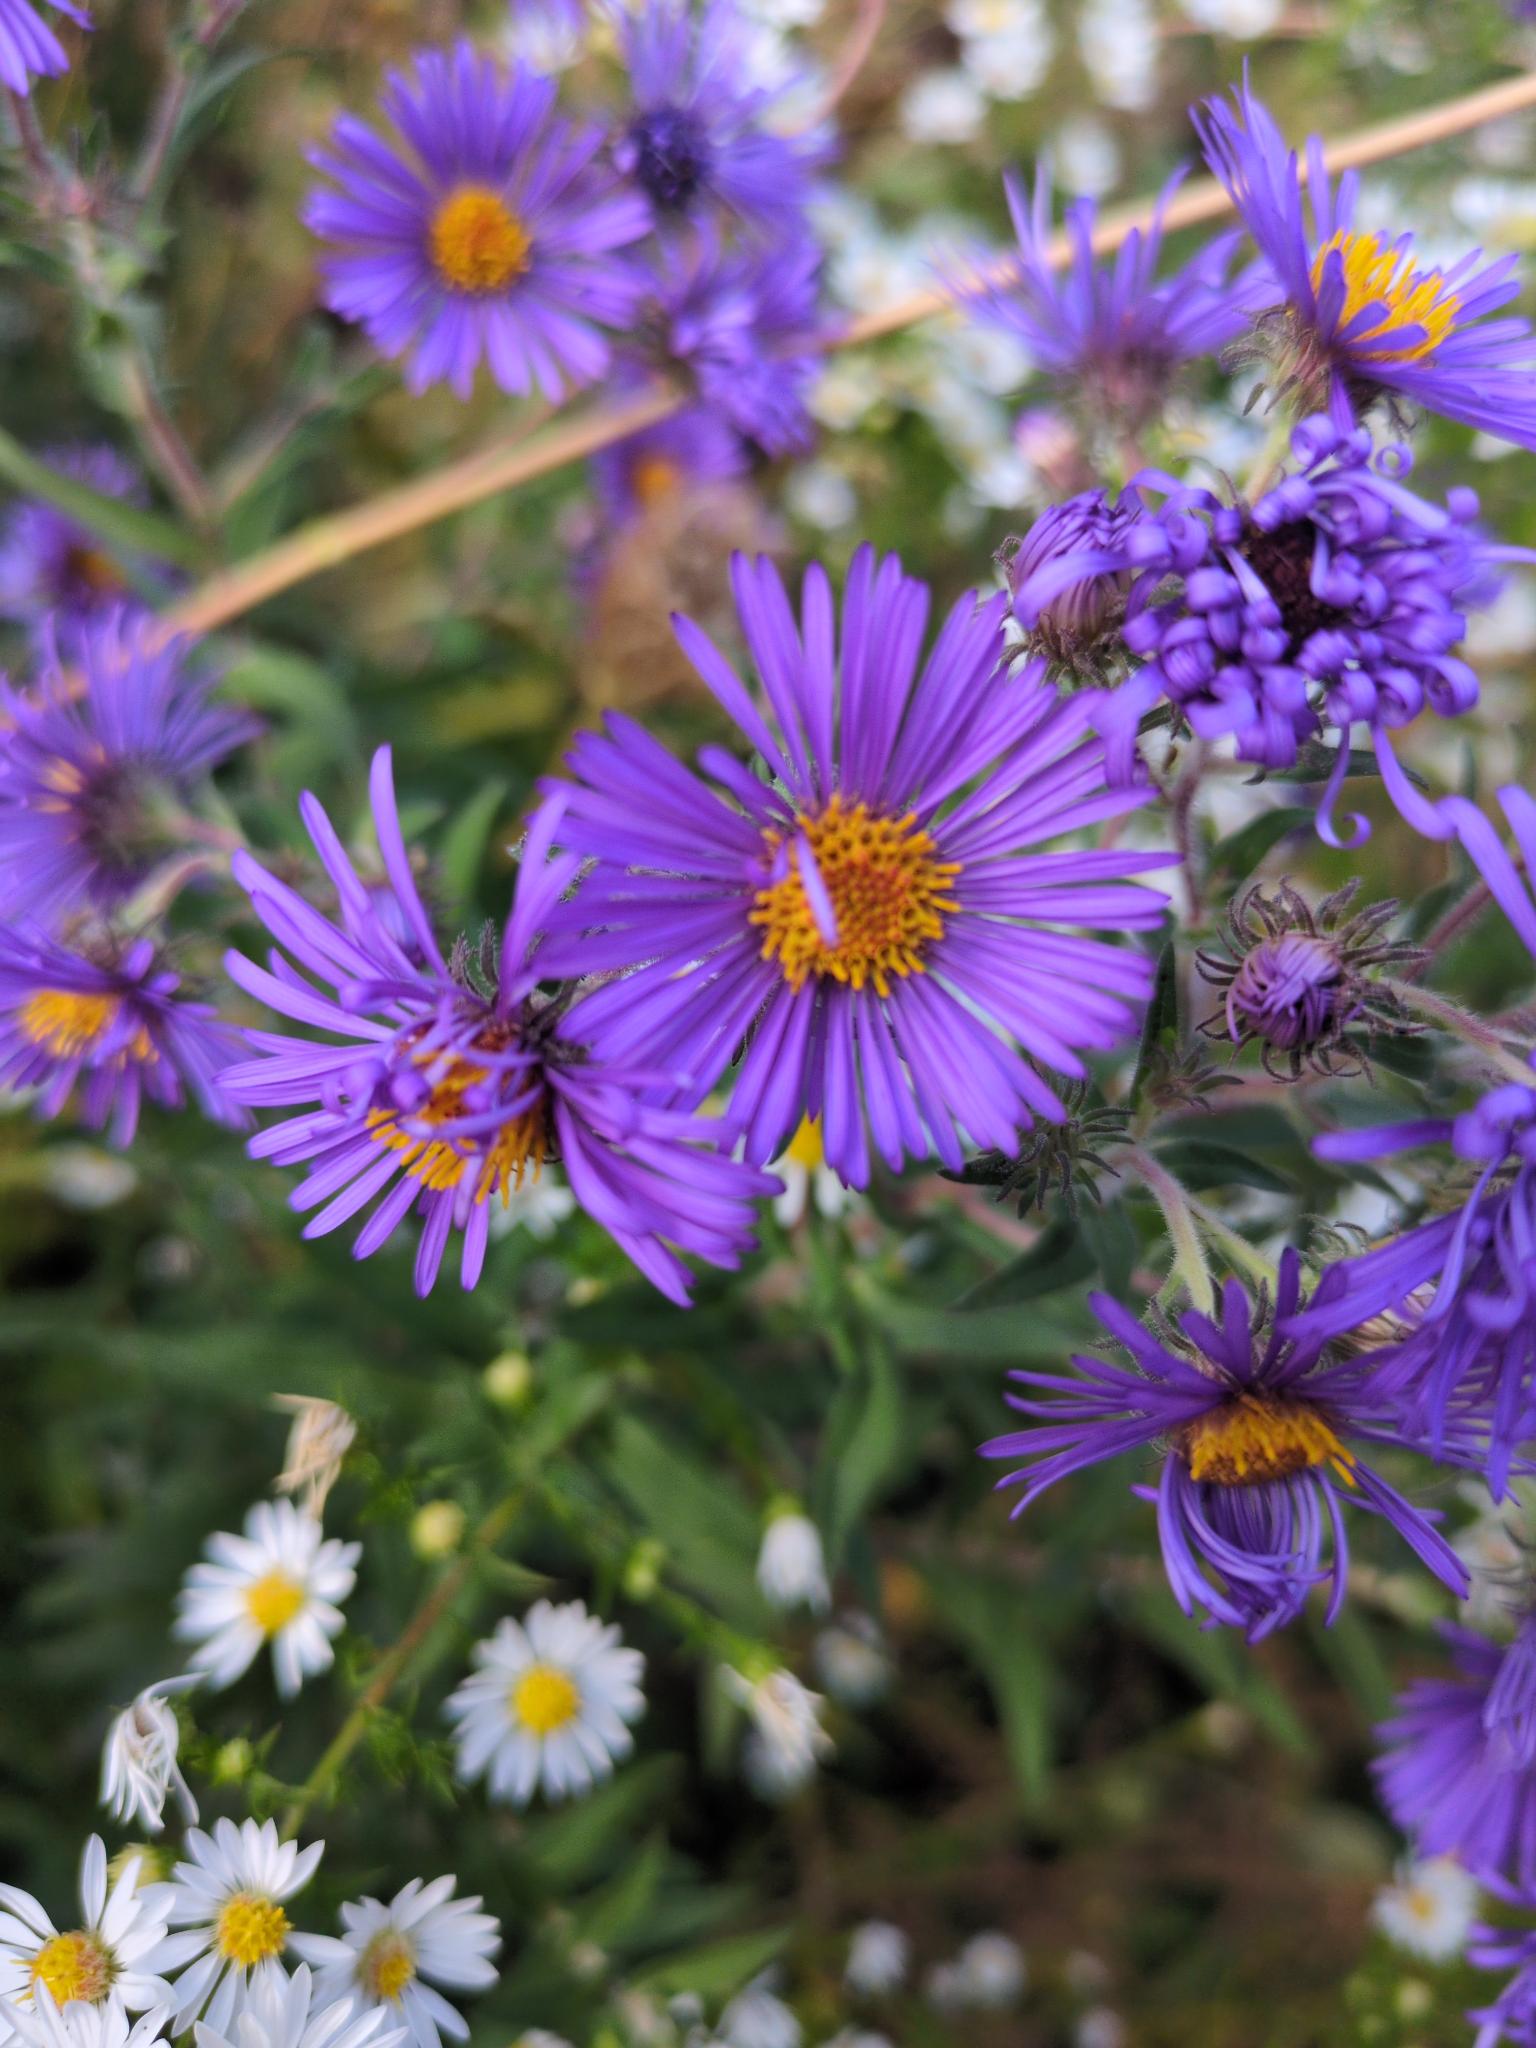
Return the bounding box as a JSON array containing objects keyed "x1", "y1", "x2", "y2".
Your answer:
[
  {"x1": 1382, "y1": 976, "x2": 1536, "y2": 1090},
  {"x1": 278, "y1": 1489, "x2": 522, "y2": 1837},
  {"x1": 1184, "y1": 1196, "x2": 1281, "y2": 1293},
  {"x1": 1126, "y1": 1145, "x2": 1217, "y2": 1310},
  {"x1": 0, "y1": 424, "x2": 202, "y2": 569}
]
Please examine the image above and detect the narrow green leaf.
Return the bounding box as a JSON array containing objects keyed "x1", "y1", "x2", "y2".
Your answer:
[
  {"x1": 0, "y1": 423, "x2": 201, "y2": 568},
  {"x1": 1207, "y1": 805, "x2": 1316, "y2": 884},
  {"x1": 439, "y1": 777, "x2": 512, "y2": 909},
  {"x1": 956, "y1": 1216, "x2": 1095, "y2": 1310}
]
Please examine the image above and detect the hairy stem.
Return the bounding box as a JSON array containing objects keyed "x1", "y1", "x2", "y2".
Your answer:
[
  {"x1": 1382, "y1": 976, "x2": 1536, "y2": 1089},
  {"x1": 1126, "y1": 1145, "x2": 1217, "y2": 1310}
]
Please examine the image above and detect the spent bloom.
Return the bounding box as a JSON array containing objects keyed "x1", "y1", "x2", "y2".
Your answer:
[
  {"x1": 291, "y1": 1880, "x2": 500, "y2": 2048},
  {"x1": 221, "y1": 747, "x2": 775, "y2": 1304},
  {"x1": 272, "y1": 1397, "x2": 357, "y2": 1518},
  {"x1": 1196, "y1": 77, "x2": 1536, "y2": 448},
  {"x1": 173, "y1": 1499, "x2": 360, "y2": 1698},
  {"x1": 614, "y1": 0, "x2": 829, "y2": 232},
  {"x1": 0, "y1": 926, "x2": 246, "y2": 1148},
  {"x1": 192, "y1": 1964, "x2": 406, "y2": 2048},
  {"x1": 0, "y1": 446, "x2": 149, "y2": 647},
  {"x1": 725, "y1": 1666, "x2": 832, "y2": 1800},
  {"x1": 983, "y1": 1253, "x2": 1475, "y2": 1640},
  {"x1": 755, "y1": 1506, "x2": 830, "y2": 1612},
  {"x1": 0, "y1": 614, "x2": 256, "y2": 922},
  {"x1": 305, "y1": 42, "x2": 647, "y2": 400},
  {"x1": 1371, "y1": 1857, "x2": 1480, "y2": 1962},
  {"x1": 590, "y1": 404, "x2": 747, "y2": 531},
  {"x1": 0, "y1": 1837, "x2": 175, "y2": 2024},
  {"x1": 100, "y1": 1674, "x2": 201, "y2": 1836},
  {"x1": 0, "y1": 0, "x2": 87, "y2": 93},
  {"x1": 542, "y1": 546, "x2": 1172, "y2": 1190},
  {"x1": 162, "y1": 1820, "x2": 323, "y2": 2035},
  {"x1": 445, "y1": 1600, "x2": 645, "y2": 1806},
  {"x1": 718, "y1": 1979, "x2": 799, "y2": 2048},
  {"x1": 962, "y1": 164, "x2": 1266, "y2": 429},
  {"x1": 812, "y1": 1612, "x2": 890, "y2": 1707}
]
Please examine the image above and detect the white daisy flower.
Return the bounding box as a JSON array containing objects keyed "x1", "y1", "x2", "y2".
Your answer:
[
  {"x1": 0, "y1": 1838, "x2": 175, "y2": 2026},
  {"x1": 897, "y1": 70, "x2": 986, "y2": 146},
  {"x1": 843, "y1": 1923, "x2": 907, "y2": 1997},
  {"x1": 1371, "y1": 1858, "x2": 1480, "y2": 1962},
  {"x1": 100, "y1": 1675, "x2": 201, "y2": 1836},
  {"x1": 174, "y1": 1500, "x2": 360, "y2": 1698},
  {"x1": 487, "y1": 1181, "x2": 576, "y2": 1243},
  {"x1": 4, "y1": 1987, "x2": 170, "y2": 2048},
  {"x1": 812, "y1": 1616, "x2": 891, "y2": 1709},
  {"x1": 756, "y1": 1510, "x2": 830, "y2": 1615},
  {"x1": 768, "y1": 1118, "x2": 853, "y2": 1229},
  {"x1": 289, "y1": 1878, "x2": 500, "y2": 2048},
  {"x1": 1074, "y1": 2011, "x2": 1127, "y2": 2048},
  {"x1": 272, "y1": 1399, "x2": 357, "y2": 1518},
  {"x1": 719, "y1": 1977, "x2": 799, "y2": 2048},
  {"x1": 193, "y1": 1962, "x2": 406, "y2": 2048},
  {"x1": 512, "y1": 2034, "x2": 575, "y2": 2048},
  {"x1": 725, "y1": 1670, "x2": 832, "y2": 1802},
  {"x1": 955, "y1": 1932, "x2": 1026, "y2": 2008},
  {"x1": 444, "y1": 1601, "x2": 645, "y2": 1806},
  {"x1": 162, "y1": 1817, "x2": 324, "y2": 2035},
  {"x1": 960, "y1": 24, "x2": 1053, "y2": 101}
]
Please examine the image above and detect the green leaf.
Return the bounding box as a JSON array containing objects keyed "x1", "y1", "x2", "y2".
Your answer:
[
  {"x1": 0, "y1": 424, "x2": 201, "y2": 568},
  {"x1": 1123, "y1": 1587, "x2": 1314, "y2": 1757},
  {"x1": 1207, "y1": 806, "x2": 1316, "y2": 884},
  {"x1": 816, "y1": 1339, "x2": 907, "y2": 1560},
  {"x1": 926, "y1": 1564, "x2": 1055, "y2": 1802},
  {"x1": 438, "y1": 777, "x2": 512, "y2": 910},
  {"x1": 1080, "y1": 1199, "x2": 1137, "y2": 1295},
  {"x1": 955, "y1": 1216, "x2": 1095, "y2": 1310},
  {"x1": 631, "y1": 1925, "x2": 791, "y2": 1999},
  {"x1": 1151, "y1": 1138, "x2": 1293, "y2": 1193},
  {"x1": 1129, "y1": 940, "x2": 1178, "y2": 1111},
  {"x1": 601, "y1": 1415, "x2": 764, "y2": 1622}
]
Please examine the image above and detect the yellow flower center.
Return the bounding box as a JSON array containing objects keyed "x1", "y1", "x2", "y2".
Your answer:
[
  {"x1": 1181, "y1": 1393, "x2": 1357, "y2": 1488},
  {"x1": 215, "y1": 1893, "x2": 290, "y2": 1968},
  {"x1": 244, "y1": 1568, "x2": 306, "y2": 1637},
  {"x1": 430, "y1": 186, "x2": 532, "y2": 294},
  {"x1": 29, "y1": 1934, "x2": 112, "y2": 2006},
  {"x1": 63, "y1": 543, "x2": 123, "y2": 595},
  {"x1": 630, "y1": 454, "x2": 682, "y2": 507},
  {"x1": 19, "y1": 990, "x2": 122, "y2": 1058},
  {"x1": 1310, "y1": 231, "x2": 1460, "y2": 363},
  {"x1": 360, "y1": 1932, "x2": 417, "y2": 2002},
  {"x1": 783, "y1": 1114, "x2": 825, "y2": 1171},
  {"x1": 368, "y1": 1036, "x2": 551, "y2": 1206},
  {"x1": 511, "y1": 1662, "x2": 581, "y2": 1735},
  {"x1": 750, "y1": 796, "x2": 962, "y2": 997}
]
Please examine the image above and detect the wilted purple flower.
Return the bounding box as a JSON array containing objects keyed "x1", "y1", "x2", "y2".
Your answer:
[
  {"x1": 1376, "y1": 1623, "x2": 1536, "y2": 1889},
  {"x1": 0, "y1": 924, "x2": 245, "y2": 1147},
  {"x1": 983, "y1": 1253, "x2": 1474, "y2": 1641},
  {"x1": 0, "y1": 0, "x2": 88, "y2": 93},
  {"x1": 0, "y1": 612, "x2": 258, "y2": 923},
  {"x1": 0, "y1": 446, "x2": 150, "y2": 648},
  {"x1": 538, "y1": 545, "x2": 1173, "y2": 1189},
  {"x1": 614, "y1": 0, "x2": 829, "y2": 233},
  {"x1": 304, "y1": 42, "x2": 648, "y2": 400},
  {"x1": 590, "y1": 399, "x2": 747, "y2": 528},
  {"x1": 999, "y1": 490, "x2": 1139, "y2": 673},
  {"x1": 630, "y1": 227, "x2": 825, "y2": 455},
  {"x1": 1195, "y1": 78, "x2": 1536, "y2": 449},
  {"x1": 961, "y1": 164, "x2": 1268, "y2": 427},
  {"x1": 221, "y1": 747, "x2": 776, "y2": 1302}
]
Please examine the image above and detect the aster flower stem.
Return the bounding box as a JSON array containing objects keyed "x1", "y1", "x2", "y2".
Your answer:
[
  {"x1": 1408, "y1": 882, "x2": 1495, "y2": 976},
  {"x1": 803, "y1": 0, "x2": 885, "y2": 126},
  {"x1": 155, "y1": 71, "x2": 1536, "y2": 637},
  {"x1": 1126, "y1": 1144, "x2": 1217, "y2": 1310},
  {"x1": 1379, "y1": 976, "x2": 1536, "y2": 1089},
  {"x1": 1184, "y1": 1194, "x2": 1281, "y2": 1293},
  {"x1": 6, "y1": 86, "x2": 50, "y2": 185},
  {"x1": 279, "y1": 1488, "x2": 524, "y2": 1836}
]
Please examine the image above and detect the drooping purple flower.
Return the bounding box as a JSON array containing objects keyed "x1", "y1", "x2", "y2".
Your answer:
[
  {"x1": 961, "y1": 164, "x2": 1270, "y2": 427},
  {"x1": 627, "y1": 226, "x2": 826, "y2": 456},
  {"x1": 982, "y1": 1252, "x2": 1474, "y2": 1641},
  {"x1": 1376, "y1": 1623, "x2": 1536, "y2": 1890},
  {"x1": 1016, "y1": 412, "x2": 1525, "y2": 843},
  {"x1": 1195, "y1": 77, "x2": 1536, "y2": 449},
  {"x1": 0, "y1": 611, "x2": 258, "y2": 923},
  {"x1": 221, "y1": 746, "x2": 777, "y2": 1302},
  {"x1": 0, "y1": 923, "x2": 246, "y2": 1147},
  {"x1": 590, "y1": 397, "x2": 747, "y2": 529},
  {"x1": 304, "y1": 41, "x2": 649, "y2": 401},
  {"x1": 613, "y1": 0, "x2": 830, "y2": 234},
  {"x1": 0, "y1": 0, "x2": 88, "y2": 93},
  {"x1": 537, "y1": 545, "x2": 1174, "y2": 1189},
  {"x1": 0, "y1": 445, "x2": 152, "y2": 649}
]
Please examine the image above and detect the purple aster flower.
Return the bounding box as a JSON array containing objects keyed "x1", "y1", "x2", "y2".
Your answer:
[
  {"x1": 0, "y1": 611, "x2": 258, "y2": 923},
  {"x1": 304, "y1": 41, "x2": 649, "y2": 401},
  {"x1": 1471, "y1": 1904, "x2": 1536, "y2": 2048},
  {"x1": 613, "y1": 0, "x2": 829, "y2": 233},
  {"x1": 1016, "y1": 412, "x2": 1525, "y2": 843},
  {"x1": 0, "y1": 923, "x2": 245, "y2": 1147},
  {"x1": 1194, "y1": 77, "x2": 1536, "y2": 449},
  {"x1": 982, "y1": 1253, "x2": 1474, "y2": 1641},
  {"x1": 590, "y1": 398, "x2": 747, "y2": 528},
  {"x1": 627, "y1": 227, "x2": 826, "y2": 456},
  {"x1": 961, "y1": 164, "x2": 1270, "y2": 429},
  {"x1": 0, "y1": 0, "x2": 88, "y2": 93},
  {"x1": 537, "y1": 545, "x2": 1174, "y2": 1189},
  {"x1": 999, "y1": 490, "x2": 1139, "y2": 674},
  {"x1": 1376, "y1": 1623, "x2": 1536, "y2": 1889},
  {"x1": 221, "y1": 746, "x2": 777, "y2": 1302},
  {"x1": 0, "y1": 445, "x2": 151, "y2": 649}
]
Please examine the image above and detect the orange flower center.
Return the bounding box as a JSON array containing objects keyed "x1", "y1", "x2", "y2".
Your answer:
[
  {"x1": 19, "y1": 990, "x2": 123, "y2": 1058},
  {"x1": 368, "y1": 1034, "x2": 551, "y2": 1205},
  {"x1": 630, "y1": 454, "x2": 682, "y2": 507},
  {"x1": 30, "y1": 1934, "x2": 113, "y2": 2006},
  {"x1": 750, "y1": 796, "x2": 962, "y2": 997},
  {"x1": 429, "y1": 186, "x2": 532, "y2": 294},
  {"x1": 1310, "y1": 231, "x2": 1460, "y2": 363},
  {"x1": 1181, "y1": 1393, "x2": 1357, "y2": 1488}
]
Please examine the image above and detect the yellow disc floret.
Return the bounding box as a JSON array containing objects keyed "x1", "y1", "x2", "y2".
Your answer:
[
  {"x1": 782, "y1": 1114, "x2": 825, "y2": 1171},
  {"x1": 750, "y1": 796, "x2": 962, "y2": 997},
  {"x1": 215, "y1": 1893, "x2": 290, "y2": 1968},
  {"x1": 19, "y1": 990, "x2": 123, "y2": 1058},
  {"x1": 511, "y1": 1663, "x2": 580, "y2": 1736},
  {"x1": 29, "y1": 1934, "x2": 113, "y2": 2006},
  {"x1": 244, "y1": 1569, "x2": 306, "y2": 1637},
  {"x1": 1310, "y1": 231, "x2": 1460, "y2": 364},
  {"x1": 360, "y1": 1932, "x2": 417, "y2": 2002},
  {"x1": 430, "y1": 186, "x2": 532, "y2": 294},
  {"x1": 368, "y1": 1034, "x2": 551, "y2": 1206},
  {"x1": 630, "y1": 454, "x2": 682, "y2": 508},
  {"x1": 1181, "y1": 1392, "x2": 1357, "y2": 1489}
]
